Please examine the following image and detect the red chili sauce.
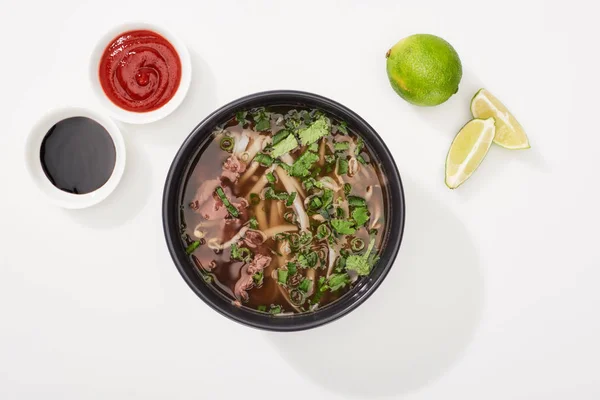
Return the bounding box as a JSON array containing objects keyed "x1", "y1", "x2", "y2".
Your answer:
[{"x1": 99, "y1": 30, "x2": 181, "y2": 112}]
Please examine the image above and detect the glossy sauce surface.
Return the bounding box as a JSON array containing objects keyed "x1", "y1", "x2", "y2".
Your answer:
[
  {"x1": 99, "y1": 30, "x2": 181, "y2": 112},
  {"x1": 40, "y1": 117, "x2": 116, "y2": 194}
]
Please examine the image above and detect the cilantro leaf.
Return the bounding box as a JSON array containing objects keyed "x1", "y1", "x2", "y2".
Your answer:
[
  {"x1": 346, "y1": 236, "x2": 378, "y2": 276},
  {"x1": 235, "y1": 111, "x2": 248, "y2": 125},
  {"x1": 271, "y1": 134, "x2": 298, "y2": 158},
  {"x1": 298, "y1": 117, "x2": 330, "y2": 146},
  {"x1": 289, "y1": 151, "x2": 319, "y2": 177},
  {"x1": 321, "y1": 189, "x2": 334, "y2": 210},
  {"x1": 352, "y1": 207, "x2": 370, "y2": 227},
  {"x1": 331, "y1": 219, "x2": 356, "y2": 235},
  {"x1": 328, "y1": 273, "x2": 351, "y2": 291},
  {"x1": 253, "y1": 153, "x2": 273, "y2": 167}
]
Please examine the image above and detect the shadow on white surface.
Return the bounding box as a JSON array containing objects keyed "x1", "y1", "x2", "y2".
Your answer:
[
  {"x1": 412, "y1": 67, "x2": 485, "y2": 140},
  {"x1": 139, "y1": 49, "x2": 218, "y2": 147},
  {"x1": 267, "y1": 178, "x2": 484, "y2": 398},
  {"x1": 63, "y1": 135, "x2": 152, "y2": 228}
]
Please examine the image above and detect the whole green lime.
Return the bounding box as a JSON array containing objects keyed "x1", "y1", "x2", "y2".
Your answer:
[{"x1": 386, "y1": 34, "x2": 462, "y2": 106}]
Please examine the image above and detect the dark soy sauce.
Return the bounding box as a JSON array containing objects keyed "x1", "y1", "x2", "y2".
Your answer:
[{"x1": 40, "y1": 117, "x2": 116, "y2": 195}]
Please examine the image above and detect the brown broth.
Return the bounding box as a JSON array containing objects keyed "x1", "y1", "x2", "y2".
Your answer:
[{"x1": 179, "y1": 106, "x2": 387, "y2": 314}]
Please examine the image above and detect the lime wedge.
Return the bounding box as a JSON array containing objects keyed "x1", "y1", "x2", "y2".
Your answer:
[
  {"x1": 445, "y1": 118, "x2": 496, "y2": 189},
  {"x1": 471, "y1": 89, "x2": 530, "y2": 149}
]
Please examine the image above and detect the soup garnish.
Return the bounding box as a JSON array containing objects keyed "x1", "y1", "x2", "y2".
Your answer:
[{"x1": 180, "y1": 107, "x2": 386, "y2": 314}]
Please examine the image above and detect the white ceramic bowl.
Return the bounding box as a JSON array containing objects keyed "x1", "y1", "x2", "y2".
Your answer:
[
  {"x1": 25, "y1": 106, "x2": 126, "y2": 209},
  {"x1": 89, "y1": 22, "x2": 192, "y2": 124}
]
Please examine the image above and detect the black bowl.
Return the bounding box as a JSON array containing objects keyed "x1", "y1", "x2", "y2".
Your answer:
[{"x1": 163, "y1": 90, "x2": 405, "y2": 331}]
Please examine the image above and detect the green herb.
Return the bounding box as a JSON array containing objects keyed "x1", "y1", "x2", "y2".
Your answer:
[
  {"x1": 347, "y1": 195, "x2": 366, "y2": 207},
  {"x1": 266, "y1": 172, "x2": 276, "y2": 184},
  {"x1": 298, "y1": 278, "x2": 312, "y2": 293},
  {"x1": 321, "y1": 189, "x2": 334, "y2": 210},
  {"x1": 337, "y1": 121, "x2": 349, "y2": 134},
  {"x1": 335, "y1": 254, "x2": 347, "y2": 272},
  {"x1": 308, "y1": 196, "x2": 323, "y2": 211},
  {"x1": 220, "y1": 136, "x2": 234, "y2": 152},
  {"x1": 215, "y1": 186, "x2": 239, "y2": 218},
  {"x1": 308, "y1": 142, "x2": 319, "y2": 152},
  {"x1": 285, "y1": 192, "x2": 297, "y2": 208},
  {"x1": 289, "y1": 151, "x2": 319, "y2": 177},
  {"x1": 316, "y1": 224, "x2": 331, "y2": 239},
  {"x1": 186, "y1": 241, "x2": 200, "y2": 255},
  {"x1": 287, "y1": 262, "x2": 297, "y2": 275},
  {"x1": 343, "y1": 183, "x2": 352, "y2": 196},
  {"x1": 351, "y1": 237, "x2": 365, "y2": 252},
  {"x1": 249, "y1": 193, "x2": 260, "y2": 206},
  {"x1": 271, "y1": 134, "x2": 298, "y2": 158},
  {"x1": 328, "y1": 273, "x2": 351, "y2": 291},
  {"x1": 298, "y1": 232, "x2": 313, "y2": 247},
  {"x1": 346, "y1": 236, "x2": 378, "y2": 276},
  {"x1": 255, "y1": 119, "x2": 270, "y2": 131},
  {"x1": 357, "y1": 154, "x2": 367, "y2": 165},
  {"x1": 334, "y1": 142, "x2": 350, "y2": 151},
  {"x1": 298, "y1": 251, "x2": 318, "y2": 268},
  {"x1": 252, "y1": 108, "x2": 271, "y2": 131},
  {"x1": 369, "y1": 228, "x2": 378, "y2": 236},
  {"x1": 324, "y1": 154, "x2": 335, "y2": 164},
  {"x1": 352, "y1": 207, "x2": 370, "y2": 227},
  {"x1": 264, "y1": 187, "x2": 288, "y2": 201},
  {"x1": 355, "y1": 137, "x2": 365, "y2": 155},
  {"x1": 248, "y1": 217, "x2": 259, "y2": 229},
  {"x1": 253, "y1": 153, "x2": 274, "y2": 167},
  {"x1": 269, "y1": 305, "x2": 282, "y2": 315},
  {"x1": 235, "y1": 111, "x2": 248, "y2": 125},
  {"x1": 303, "y1": 177, "x2": 323, "y2": 191},
  {"x1": 283, "y1": 211, "x2": 296, "y2": 224},
  {"x1": 298, "y1": 117, "x2": 330, "y2": 146},
  {"x1": 337, "y1": 158, "x2": 349, "y2": 175},
  {"x1": 277, "y1": 268, "x2": 289, "y2": 285},
  {"x1": 331, "y1": 219, "x2": 356, "y2": 235},
  {"x1": 230, "y1": 243, "x2": 241, "y2": 260},
  {"x1": 253, "y1": 270, "x2": 264, "y2": 286},
  {"x1": 336, "y1": 207, "x2": 345, "y2": 218},
  {"x1": 257, "y1": 305, "x2": 267, "y2": 312},
  {"x1": 272, "y1": 129, "x2": 291, "y2": 146}
]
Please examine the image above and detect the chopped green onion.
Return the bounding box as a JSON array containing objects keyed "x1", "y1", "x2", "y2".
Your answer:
[
  {"x1": 274, "y1": 232, "x2": 288, "y2": 241},
  {"x1": 215, "y1": 186, "x2": 239, "y2": 218},
  {"x1": 266, "y1": 172, "x2": 276, "y2": 183},
  {"x1": 220, "y1": 136, "x2": 234, "y2": 152},
  {"x1": 253, "y1": 153, "x2": 274, "y2": 167},
  {"x1": 343, "y1": 183, "x2": 352, "y2": 196},
  {"x1": 283, "y1": 211, "x2": 296, "y2": 224},
  {"x1": 369, "y1": 228, "x2": 378, "y2": 236},
  {"x1": 328, "y1": 273, "x2": 351, "y2": 291},
  {"x1": 277, "y1": 268, "x2": 289, "y2": 284},
  {"x1": 272, "y1": 129, "x2": 291, "y2": 145},
  {"x1": 257, "y1": 305, "x2": 267, "y2": 312},
  {"x1": 317, "y1": 224, "x2": 331, "y2": 239},
  {"x1": 239, "y1": 248, "x2": 252, "y2": 261},
  {"x1": 264, "y1": 187, "x2": 288, "y2": 201},
  {"x1": 298, "y1": 278, "x2": 312, "y2": 293},
  {"x1": 334, "y1": 142, "x2": 350, "y2": 151},
  {"x1": 347, "y1": 195, "x2": 367, "y2": 207},
  {"x1": 308, "y1": 142, "x2": 319, "y2": 152},
  {"x1": 337, "y1": 121, "x2": 349, "y2": 134},
  {"x1": 355, "y1": 138, "x2": 365, "y2": 155},
  {"x1": 337, "y1": 158, "x2": 349, "y2": 175},
  {"x1": 308, "y1": 196, "x2": 323, "y2": 211},
  {"x1": 249, "y1": 193, "x2": 260, "y2": 206},
  {"x1": 288, "y1": 233, "x2": 300, "y2": 249},
  {"x1": 253, "y1": 270, "x2": 264, "y2": 286},
  {"x1": 289, "y1": 289, "x2": 305, "y2": 305},
  {"x1": 287, "y1": 262, "x2": 297, "y2": 275},
  {"x1": 186, "y1": 241, "x2": 200, "y2": 255},
  {"x1": 336, "y1": 207, "x2": 345, "y2": 218},
  {"x1": 286, "y1": 191, "x2": 297, "y2": 207},
  {"x1": 357, "y1": 154, "x2": 367, "y2": 165},
  {"x1": 351, "y1": 237, "x2": 365, "y2": 252},
  {"x1": 299, "y1": 232, "x2": 313, "y2": 247}
]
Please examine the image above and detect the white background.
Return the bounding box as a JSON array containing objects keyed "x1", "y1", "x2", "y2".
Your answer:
[{"x1": 1, "y1": 0, "x2": 599, "y2": 399}]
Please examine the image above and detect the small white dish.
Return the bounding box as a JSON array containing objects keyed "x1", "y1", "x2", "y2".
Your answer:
[
  {"x1": 89, "y1": 22, "x2": 192, "y2": 124},
  {"x1": 25, "y1": 106, "x2": 126, "y2": 209}
]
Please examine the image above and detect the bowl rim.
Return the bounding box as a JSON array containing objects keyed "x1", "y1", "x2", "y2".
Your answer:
[
  {"x1": 89, "y1": 21, "x2": 192, "y2": 124},
  {"x1": 162, "y1": 90, "x2": 405, "y2": 331},
  {"x1": 25, "y1": 106, "x2": 126, "y2": 209}
]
